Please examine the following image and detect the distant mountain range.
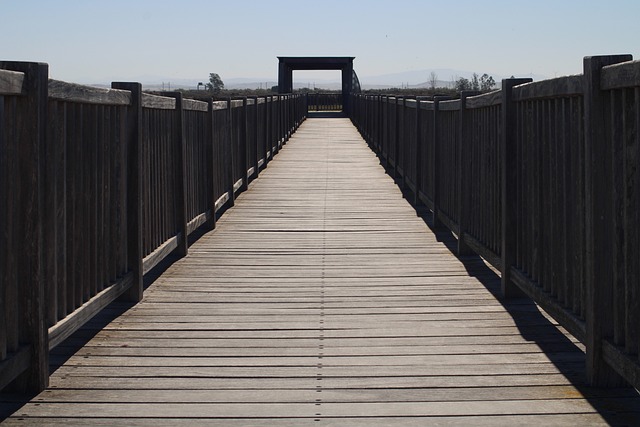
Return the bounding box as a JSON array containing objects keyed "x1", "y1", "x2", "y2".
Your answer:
[{"x1": 88, "y1": 68, "x2": 548, "y2": 91}]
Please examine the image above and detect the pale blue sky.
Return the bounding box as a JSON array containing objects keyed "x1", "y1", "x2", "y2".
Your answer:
[{"x1": 2, "y1": 0, "x2": 639, "y2": 85}]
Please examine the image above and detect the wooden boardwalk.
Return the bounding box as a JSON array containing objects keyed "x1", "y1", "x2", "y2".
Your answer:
[{"x1": 2, "y1": 118, "x2": 640, "y2": 425}]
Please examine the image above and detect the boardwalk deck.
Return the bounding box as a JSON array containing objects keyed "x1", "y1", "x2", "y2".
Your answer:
[{"x1": 2, "y1": 118, "x2": 640, "y2": 425}]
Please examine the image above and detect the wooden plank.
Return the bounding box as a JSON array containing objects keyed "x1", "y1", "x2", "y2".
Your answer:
[
  {"x1": 233, "y1": 178, "x2": 244, "y2": 193},
  {"x1": 141, "y1": 93, "x2": 175, "y2": 110},
  {"x1": 47, "y1": 274, "x2": 133, "y2": 349},
  {"x1": 4, "y1": 398, "x2": 634, "y2": 418},
  {"x1": 512, "y1": 75, "x2": 583, "y2": 101},
  {"x1": 601, "y1": 59, "x2": 640, "y2": 90},
  {"x1": 182, "y1": 98, "x2": 208, "y2": 112},
  {"x1": 438, "y1": 99, "x2": 461, "y2": 111},
  {"x1": 0, "y1": 69, "x2": 24, "y2": 95},
  {"x1": 0, "y1": 414, "x2": 629, "y2": 427},
  {"x1": 466, "y1": 90, "x2": 501, "y2": 109},
  {"x1": 230, "y1": 99, "x2": 244, "y2": 108},
  {"x1": 186, "y1": 211, "x2": 211, "y2": 236},
  {"x1": 141, "y1": 235, "x2": 180, "y2": 275},
  {"x1": 48, "y1": 80, "x2": 131, "y2": 105},
  {"x1": 214, "y1": 192, "x2": 230, "y2": 212},
  {"x1": 11, "y1": 385, "x2": 636, "y2": 403}
]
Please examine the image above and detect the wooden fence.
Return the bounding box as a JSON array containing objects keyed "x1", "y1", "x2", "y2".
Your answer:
[
  {"x1": 0, "y1": 60, "x2": 305, "y2": 392},
  {"x1": 351, "y1": 55, "x2": 640, "y2": 389}
]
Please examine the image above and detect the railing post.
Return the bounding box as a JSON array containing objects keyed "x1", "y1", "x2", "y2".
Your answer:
[
  {"x1": 240, "y1": 97, "x2": 249, "y2": 192},
  {"x1": 263, "y1": 96, "x2": 270, "y2": 168},
  {"x1": 207, "y1": 99, "x2": 216, "y2": 230},
  {"x1": 457, "y1": 91, "x2": 478, "y2": 256},
  {"x1": 584, "y1": 55, "x2": 632, "y2": 386},
  {"x1": 376, "y1": 95, "x2": 382, "y2": 153},
  {"x1": 432, "y1": 96, "x2": 444, "y2": 229},
  {"x1": 251, "y1": 97, "x2": 259, "y2": 179},
  {"x1": 304, "y1": 92, "x2": 309, "y2": 116},
  {"x1": 400, "y1": 97, "x2": 408, "y2": 191},
  {"x1": 382, "y1": 96, "x2": 389, "y2": 165},
  {"x1": 165, "y1": 92, "x2": 188, "y2": 257},
  {"x1": 500, "y1": 78, "x2": 531, "y2": 298},
  {"x1": 273, "y1": 95, "x2": 280, "y2": 155},
  {"x1": 226, "y1": 97, "x2": 235, "y2": 208},
  {"x1": 394, "y1": 97, "x2": 401, "y2": 181},
  {"x1": 414, "y1": 98, "x2": 422, "y2": 208},
  {"x1": 111, "y1": 82, "x2": 144, "y2": 302},
  {"x1": 0, "y1": 61, "x2": 49, "y2": 392}
]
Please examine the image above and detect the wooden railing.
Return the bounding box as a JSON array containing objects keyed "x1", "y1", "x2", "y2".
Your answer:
[
  {"x1": 0, "y1": 60, "x2": 306, "y2": 392},
  {"x1": 351, "y1": 55, "x2": 640, "y2": 389},
  {"x1": 307, "y1": 93, "x2": 342, "y2": 111}
]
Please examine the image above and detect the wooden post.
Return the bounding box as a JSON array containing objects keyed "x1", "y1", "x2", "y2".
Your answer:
[
  {"x1": 226, "y1": 97, "x2": 235, "y2": 207},
  {"x1": 240, "y1": 97, "x2": 249, "y2": 192},
  {"x1": 432, "y1": 96, "x2": 445, "y2": 229},
  {"x1": 457, "y1": 92, "x2": 479, "y2": 255},
  {"x1": 501, "y1": 78, "x2": 531, "y2": 298},
  {"x1": 287, "y1": 94, "x2": 292, "y2": 140},
  {"x1": 207, "y1": 98, "x2": 216, "y2": 230},
  {"x1": 163, "y1": 92, "x2": 188, "y2": 257},
  {"x1": 273, "y1": 95, "x2": 280, "y2": 155},
  {"x1": 112, "y1": 82, "x2": 143, "y2": 302},
  {"x1": 583, "y1": 55, "x2": 631, "y2": 386},
  {"x1": 376, "y1": 95, "x2": 384, "y2": 157},
  {"x1": 414, "y1": 99, "x2": 422, "y2": 208},
  {"x1": 251, "y1": 97, "x2": 259, "y2": 179},
  {"x1": 383, "y1": 96, "x2": 389, "y2": 166},
  {"x1": 263, "y1": 96, "x2": 270, "y2": 168},
  {"x1": 394, "y1": 97, "x2": 401, "y2": 181},
  {"x1": 304, "y1": 93, "x2": 309, "y2": 115},
  {"x1": 400, "y1": 97, "x2": 407, "y2": 191},
  {"x1": 0, "y1": 61, "x2": 49, "y2": 392}
]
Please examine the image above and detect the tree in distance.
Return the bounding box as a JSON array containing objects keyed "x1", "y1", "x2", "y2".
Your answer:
[
  {"x1": 454, "y1": 73, "x2": 495, "y2": 92},
  {"x1": 429, "y1": 71, "x2": 438, "y2": 90},
  {"x1": 206, "y1": 73, "x2": 224, "y2": 94}
]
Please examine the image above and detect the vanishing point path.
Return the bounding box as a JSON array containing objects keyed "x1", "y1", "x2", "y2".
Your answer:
[{"x1": 2, "y1": 118, "x2": 640, "y2": 425}]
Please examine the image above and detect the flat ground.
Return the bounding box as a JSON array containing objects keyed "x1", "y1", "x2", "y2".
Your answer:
[{"x1": 2, "y1": 119, "x2": 640, "y2": 426}]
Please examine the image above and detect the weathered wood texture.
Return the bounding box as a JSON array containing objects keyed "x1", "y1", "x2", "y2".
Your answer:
[
  {"x1": 0, "y1": 70, "x2": 24, "y2": 95},
  {"x1": 3, "y1": 119, "x2": 639, "y2": 425},
  {"x1": 0, "y1": 62, "x2": 49, "y2": 392},
  {"x1": 0, "y1": 61, "x2": 305, "y2": 393},
  {"x1": 351, "y1": 56, "x2": 640, "y2": 389}
]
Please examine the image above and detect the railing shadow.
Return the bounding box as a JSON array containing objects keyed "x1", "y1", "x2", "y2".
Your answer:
[{"x1": 396, "y1": 181, "x2": 640, "y2": 425}]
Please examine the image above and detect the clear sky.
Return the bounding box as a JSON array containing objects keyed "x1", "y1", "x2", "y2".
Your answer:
[{"x1": 2, "y1": 0, "x2": 639, "y2": 85}]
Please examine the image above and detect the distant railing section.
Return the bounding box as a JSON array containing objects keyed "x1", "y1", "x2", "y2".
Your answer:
[
  {"x1": 307, "y1": 93, "x2": 342, "y2": 111},
  {"x1": 0, "y1": 60, "x2": 305, "y2": 392},
  {"x1": 351, "y1": 55, "x2": 640, "y2": 390}
]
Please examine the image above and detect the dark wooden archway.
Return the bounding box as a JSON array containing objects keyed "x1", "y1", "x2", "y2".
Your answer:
[{"x1": 278, "y1": 56, "x2": 356, "y2": 115}]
